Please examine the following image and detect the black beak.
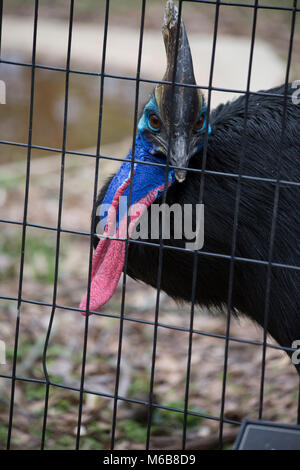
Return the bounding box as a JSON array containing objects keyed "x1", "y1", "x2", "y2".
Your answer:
[{"x1": 155, "y1": 0, "x2": 203, "y2": 182}]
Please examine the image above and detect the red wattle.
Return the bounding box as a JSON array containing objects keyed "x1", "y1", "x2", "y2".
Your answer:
[{"x1": 80, "y1": 182, "x2": 169, "y2": 314}]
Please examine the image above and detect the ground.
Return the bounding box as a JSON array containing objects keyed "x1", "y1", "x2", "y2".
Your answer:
[
  {"x1": 0, "y1": 0, "x2": 299, "y2": 450},
  {"x1": 0, "y1": 148, "x2": 298, "y2": 450}
]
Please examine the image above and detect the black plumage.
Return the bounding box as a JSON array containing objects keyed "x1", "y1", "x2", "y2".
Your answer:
[{"x1": 94, "y1": 84, "x2": 300, "y2": 372}]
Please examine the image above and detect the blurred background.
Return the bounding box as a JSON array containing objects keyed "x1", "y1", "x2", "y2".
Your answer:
[{"x1": 0, "y1": 0, "x2": 299, "y2": 450}]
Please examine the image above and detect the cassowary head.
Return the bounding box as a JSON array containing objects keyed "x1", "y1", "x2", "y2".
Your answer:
[
  {"x1": 80, "y1": 0, "x2": 210, "y2": 313},
  {"x1": 138, "y1": 0, "x2": 209, "y2": 183}
]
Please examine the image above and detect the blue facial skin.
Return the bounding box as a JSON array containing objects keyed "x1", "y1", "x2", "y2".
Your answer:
[
  {"x1": 138, "y1": 95, "x2": 161, "y2": 134},
  {"x1": 192, "y1": 105, "x2": 211, "y2": 154},
  {"x1": 138, "y1": 95, "x2": 211, "y2": 157}
]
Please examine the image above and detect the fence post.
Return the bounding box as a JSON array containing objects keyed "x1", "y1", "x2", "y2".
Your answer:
[
  {"x1": 0, "y1": 340, "x2": 6, "y2": 365},
  {"x1": 0, "y1": 80, "x2": 6, "y2": 104}
]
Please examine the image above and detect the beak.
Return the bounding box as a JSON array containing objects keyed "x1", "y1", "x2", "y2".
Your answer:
[
  {"x1": 169, "y1": 133, "x2": 189, "y2": 182},
  {"x1": 154, "y1": 0, "x2": 203, "y2": 183}
]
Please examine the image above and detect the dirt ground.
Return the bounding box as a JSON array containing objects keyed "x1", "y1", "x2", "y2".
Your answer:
[
  {"x1": 0, "y1": 145, "x2": 298, "y2": 450},
  {"x1": 0, "y1": 0, "x2": 299, "y2": 451}
]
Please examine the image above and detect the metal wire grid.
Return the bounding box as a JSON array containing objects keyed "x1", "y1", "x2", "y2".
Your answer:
[{"x1": 0, "y1": 0, "x2": 299, "y2": 451}]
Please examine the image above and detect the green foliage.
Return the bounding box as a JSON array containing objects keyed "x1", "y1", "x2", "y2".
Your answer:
[
  {"x1": 120, "y1": 418, "x2": 148, "y2": 444},
  {"x1": 0, "y1": 426, "x2": 8, "y2": 448},
  {"x1": 0, "y1": 172, "x2": 24, "y2": 189},
  {"x1": 53, "y1": 434, "x2": 75, "y2": 449},
  {"x1": 153, "y1": 400, "x2": 204, "y2": 428},
  {"x1": 46, "y1": 345, "x2": 65, "y2": 360},
  {"x1": 55, "y1": 399, "x2": 72, "y2": 413},
  {"x1": 128, "y1": 375, "x2": 149, "y2": 397},
  {"x1": 24, "y1": 383, "x2": 45, "y2": 401},
  {"x1": 0, "y1": 231, "x2": 61, "y2": 285},
  {"x1": 6, "y1": 340, "x2": 32, "y2": 362},
  {"x1": 24, "y1": 235, "x2": 57, "y2": 284}
]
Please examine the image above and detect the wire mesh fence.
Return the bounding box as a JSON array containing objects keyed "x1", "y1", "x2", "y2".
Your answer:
[{"x1": 0, "y1": 0, "x2": 299, "y2": 451}]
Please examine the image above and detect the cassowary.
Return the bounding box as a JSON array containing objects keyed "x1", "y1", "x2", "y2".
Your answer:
[{"x1": 80, "y1": 1, "x2": 300, "y2": 380}]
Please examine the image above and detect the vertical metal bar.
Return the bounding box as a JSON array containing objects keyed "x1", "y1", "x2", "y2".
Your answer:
[
  {"x1": 6, "y1": 0, "x2": 39, "y2": 450},
  {"x1": 75, "y1": 0, "x2": 110, "y2": 450},
  {"x1": 297, "y1": 377, "x2": 300, "y2": 425},
  {"x1": 145, "y1": 0, "x2": 185, "y2": 450},
  {"x1": 298, "y1": 379, "x2": 300, "y2": 425},
  {"x1": 0, "y1": 0, "x2": 3, "y2": 53},
  {"x1": 181, "y1": 0, "x2": 222, "y2": 450},
  {"x1": 258, "y1": 0, "x2": 298, "y2": 421},
  {"x1": 182, "y1": 255, "x2": 198, "y2": 449},
  {"x1": 110, "y1": 0, "x2": 147, "y2": 450},
  {"x1": 199, "y1": 0, "x2": 220, "y2": 205},
  {"x1": 218, "y1": 0, "x2": 259, "y2": 449},
  {"x1": 41, "y1": 0, "x2": 74, "y2": 450}
]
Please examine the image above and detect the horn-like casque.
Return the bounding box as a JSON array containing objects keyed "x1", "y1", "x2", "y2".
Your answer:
[{"x1": 155, "y1": 0, "x2": 203, "y2": 182}]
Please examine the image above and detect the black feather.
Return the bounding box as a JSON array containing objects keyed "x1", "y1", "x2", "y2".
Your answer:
[{"x1": 93, "y1": 84, "x2": 300, "y2": 371}]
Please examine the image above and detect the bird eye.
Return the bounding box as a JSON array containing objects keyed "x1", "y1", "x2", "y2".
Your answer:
[
  {"x1": 193, "y1": 114, "x2": 206, "y2": 132},
  {"x1": 148, "y1": 114, "x2": 161, "y2": 132}
]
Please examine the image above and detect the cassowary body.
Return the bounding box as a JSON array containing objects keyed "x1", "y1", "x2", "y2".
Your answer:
[
  {"x1": 82, "y1": 1, "x2": 300, "y2": 376},
  {"x1": 94, "y1": 84, "x2": 300, "y2": 371}
]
